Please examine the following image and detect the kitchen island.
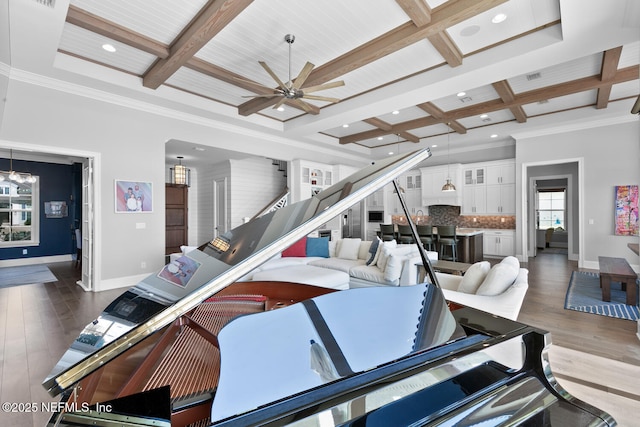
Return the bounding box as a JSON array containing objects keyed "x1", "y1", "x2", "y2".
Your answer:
[{"x1": 433, "y1": 227, "x2": 484, "y2": 264}]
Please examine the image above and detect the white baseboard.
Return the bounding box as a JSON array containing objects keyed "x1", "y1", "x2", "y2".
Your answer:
[
  {"x1": 0, "y1": 254, "x2": 73, "y2": 268},
  {"x1": 95, "y1": 273, "x2": 150, "y2": 292}
]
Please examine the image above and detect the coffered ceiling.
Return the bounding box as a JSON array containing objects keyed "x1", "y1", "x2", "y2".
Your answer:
[{"x1": 4, "y1": 0, "x2": 640, "y2": 165}]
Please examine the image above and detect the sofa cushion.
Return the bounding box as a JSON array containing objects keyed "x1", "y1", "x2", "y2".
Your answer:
[
  {"x1": 383, "y1": 245, "x2": 419, "y2": 282},
  {"x1": 309, "y1": 257, "x2": 365, "y2": 273},
  {"x1": 252, "y1": 265, "x2": 349, "y2": 290},
  {"x1": 457, "y1": 261, "x2": 491, "y2": 294},
  {"x1": 282, "y1": 237, "x2": 307, "y2": 257},
  {"x1": 366, "y1": 237, "x2": 381, "y2": 265},
  {"x1": 306, "y1": 237, "x2": 330, "y2": 258},
  {"x1": 476, "y1": 262, "x2": 519, "y2": 296},
  {"x1": 350, "y1": 264, "x2": 393, "y2": 286},
  {"x1": 337, "y1": 238, "x2": 362, "y2": 260},
  {"x1": 358, "y1": 241, "x2": 373, "y2": 260},
  {"x1": 376, "y1": 240, "x2": 397, "y2": 271}
]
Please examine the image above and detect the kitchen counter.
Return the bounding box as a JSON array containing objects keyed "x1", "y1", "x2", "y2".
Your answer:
[{"x1": 431, "y1": 227, "x2": 485, "y2": 263}]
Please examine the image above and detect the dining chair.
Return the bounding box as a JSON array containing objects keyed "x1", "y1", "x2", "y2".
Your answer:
[
  {"x1": 379, "y1": 224, "x2": 396, "y2": 241},
  {"x1": 416, "y1": 224, "x2": 435, "y2": 251},
  {"x1": 397, "y1": 224, "x2": 415, "y2": 244}
]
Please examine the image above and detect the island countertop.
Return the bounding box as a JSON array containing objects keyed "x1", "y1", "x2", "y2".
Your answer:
[{"x1": 432, "y1": 227, "x2": 485, "y2": 236}]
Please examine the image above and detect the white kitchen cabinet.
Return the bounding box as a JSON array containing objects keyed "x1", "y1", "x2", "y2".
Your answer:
[
  {"x1": 463, "y1": 166, "x2": 486, "y2": 185},
  {"x1": 291, "y1": 160, "x2": 336, "y2": 202},
  {"x1": 366, "y1": 189, "x2": 385, "y2": 208},
  {"x1": 420, "y1": 164, "x2": 463, "y2": 207},
  {"x1": 486, "y1": 161, "x2": 515, "y2": 185},
  {"x1": 462, "y1": 185, "x2": 486, "y2": 214},
  {"x1": 486, "y1": 183, "x2": 515, "y2": 214},
  {"x1": 483, "y1": 230, "x2": 515, "y2": 257}
]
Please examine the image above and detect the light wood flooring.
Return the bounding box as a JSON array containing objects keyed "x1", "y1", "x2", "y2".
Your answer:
[{"x1": 1, "y1": 253, "x2": 639, "y2": 427}]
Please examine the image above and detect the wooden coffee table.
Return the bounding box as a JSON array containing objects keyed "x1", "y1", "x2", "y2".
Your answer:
[
  {"x1": 416, "y1": 260, "x2": 472, "y2": 283},
  {"x1": 598, "y1": 256, "x2": 638, "y2": 305}
]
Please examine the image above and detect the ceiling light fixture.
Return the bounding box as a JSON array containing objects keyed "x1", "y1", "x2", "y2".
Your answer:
[
  {"x1": 102, "y1": 43, "x2": 116, "y2": 53},
  {"x1": 170, "y1": 156, "x2": 191, "y2": 187},
  {"x1": 441, "y1": 123, "x2": 456, "y2": 193},
  {"x1": 0, "y1": 149, "x2": 37, "y2": 184},
  {"x1": 456, "y1": 92, "x2": 466, "y2": 97},
  {"x1": 480, "y1": 114, "x2": 488, "y2": 118},
  {"x1": 490, "y1": 134, "x2": 498, "y2": 138},
  {"x1": 342, "y1": 124, "x2": 349, "y2": 128},
  {"x1": 392, "y1": 110, "x2": 400, "y2": 115},
  {"x1": 492, "y1": 13, "x2": 507, "y2": 24},
  {"x1": 377, "y1": 136, "x2": 384, "y2": 140}
]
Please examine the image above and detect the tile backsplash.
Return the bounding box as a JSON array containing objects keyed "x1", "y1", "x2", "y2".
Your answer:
[{"x1": 392, "y1": 205, "x2": 515, "y2": 229}]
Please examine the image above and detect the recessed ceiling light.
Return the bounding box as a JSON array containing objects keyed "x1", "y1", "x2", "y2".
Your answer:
[
  {"x1": 492, "y1": 13, "x2": 507, "y2": 24},
  {"x1": 194, "y1": 147, "x2": 205, "y2": 152},
  {"x1": 277, "y1": 106, "x2": 285, "y2": 112},
  {"x1": 377, "y1": 136, "x2": 384, "y2": 140},
  {"x1": 431, "y1": 144, "x2": 438, "y2": 148},
  {"x1": 342, "y1": 124, "x2": 349, "y2": 128},
  {"x1": 490, "y1": 134, "x2": 498, "y2": 138},
  {"x1": 388, "y1": 151, "x2": 394, "y2": 155},
  {"x1": 392, "y1": 110, "x2": 399, "y2": 115},
  {"x1": 457, "y1": 92, "x2": 466, "y2": 97},
  {"x1": 102, "y1": 43, "x2": 116, "y2": 53},
  {"x1": 480, "y1": 114, "x2": 488, "y2": 119}
]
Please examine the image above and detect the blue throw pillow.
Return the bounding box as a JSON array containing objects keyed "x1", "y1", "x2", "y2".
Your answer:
[
  {"x1": 306, "y1": 237, "x2": 330, "y2": 258},
  {"x1": 366, "y1": 237, "x2": 381, "y2": 265}
]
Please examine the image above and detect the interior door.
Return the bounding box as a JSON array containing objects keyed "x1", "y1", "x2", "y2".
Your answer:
[
  {"x1": 214, "y1": 178, "x2": 228, "y2": 238},
  {"x1": 165, "y1": 184, "x2": 188, "y2": 255},
  {"x1": 79, "y1": 158, "x2": 93, "y2": 290}
]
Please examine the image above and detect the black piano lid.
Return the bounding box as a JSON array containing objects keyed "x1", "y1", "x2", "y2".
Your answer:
[{"x1": 43, "y1": 148, "x2": 434, "y2": 396}]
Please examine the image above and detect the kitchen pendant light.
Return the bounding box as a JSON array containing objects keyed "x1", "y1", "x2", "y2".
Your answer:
[{"x1": 441, "y1": 123, "x2": 456, "y2": 192}]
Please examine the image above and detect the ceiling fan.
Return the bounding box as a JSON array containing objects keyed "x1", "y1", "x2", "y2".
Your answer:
[{"x1": 243, "y1": 34, "x2": 345, "y2": 113}]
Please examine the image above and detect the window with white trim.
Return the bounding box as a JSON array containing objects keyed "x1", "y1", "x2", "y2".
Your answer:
[{"x1": 0, "y1": 178, "x2": 39, "y2": 246}]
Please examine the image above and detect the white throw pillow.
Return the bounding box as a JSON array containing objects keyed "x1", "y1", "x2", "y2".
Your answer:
[
  {"x1": 376, "y1": 240, "x2": 397, "y2": 272},
  {"x1": 457, "y1": 261, "x2": 491, "y2": 294},
  {"x1": 370, "y1": 239, "x2": 384, "y2": 266},
  {"x1": 358, "y1": 241, "x2": 373, "y2": 260},
  {"x1": 500, "y1": 256, "x2": 520, "y2": 271},
  {"x1": 476, "y1": 262, "x2": 519, "y2": 296},
  {"x1": 337, "y1": 238, "x2": 362, "y2": 260},
  {"x1": 329, "y1": 240, "x2": 339, "y2": 258}
]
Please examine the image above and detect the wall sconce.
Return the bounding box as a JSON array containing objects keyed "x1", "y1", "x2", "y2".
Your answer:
[{"x1": 171, "y1": 156, "x2": 191, "y2": 186}]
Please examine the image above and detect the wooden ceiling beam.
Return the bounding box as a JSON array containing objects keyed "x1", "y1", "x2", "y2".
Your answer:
[
  {"x1": 66, "y1": 5, "x2": 170, "y2": 58},
  {"x1": 427, "y1": 31, "x2": 463, "y2": 67},
  {"x1": 239, "y1": 0, "x2": 507, "y2": 115},
  {"x1": 143, "y1": 0, "x2": 255, "y2": 89},
  {"x1": 596, "y1": 46, "x2": 623, "y2": 109},
  {"x1": 395, "y1": 0, "x2": 432, "y2": 26},
  {"x1": 363, "y1": 118, "x2": 420, "y2": 142},
  {"x1": 492, "y1": 80, "x2": 527, "y2": 123},
  {"x1": 417, "y1": 102, "x2": 467, "y2": 133},
  {"x1": 340, "y1": 66, "x2": 638, "y2": 145}
]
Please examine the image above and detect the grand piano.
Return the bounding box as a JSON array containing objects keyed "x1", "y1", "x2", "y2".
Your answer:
[{"x1": 43, "y1": 149, "x2": 615, "y2": 426}]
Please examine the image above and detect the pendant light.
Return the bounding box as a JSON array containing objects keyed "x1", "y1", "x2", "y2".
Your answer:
[
  {"x1": 170, "y1": 156, "x2": 191, "y2": 186},
  {"x1": 0, "y1": 149, "x2": 37, "y2": 184},
  {"x1": 441, "y1": 123, "x2": 456, "y2": 192}
]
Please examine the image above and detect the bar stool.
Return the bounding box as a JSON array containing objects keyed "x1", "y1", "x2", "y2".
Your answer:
[
  {"x1": 416, "y1": 224, "x2": 435, "y2": 251},
  {"x1": 379, "y1": 224, "x2": 396, "y2": 241},
  {"x1": 397, "y1": 224, "x2": 414, "y2": 244},
  {"x1": 437, "y1": 225, "x2": 458, "y2": 261}
]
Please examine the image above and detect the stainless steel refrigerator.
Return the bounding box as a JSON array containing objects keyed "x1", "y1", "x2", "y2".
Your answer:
[{"x1": 341, "y1": 201, "x2": 363, "y2": 238}]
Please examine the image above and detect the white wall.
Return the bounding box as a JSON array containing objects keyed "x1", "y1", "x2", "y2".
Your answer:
[{"x1": 516, "y1": 120, "x2": 640, "y2": 269}]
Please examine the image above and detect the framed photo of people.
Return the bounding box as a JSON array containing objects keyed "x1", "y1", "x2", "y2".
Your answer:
[{"x1": 115, "y1": 180, "x2": 153, "y2": 213}]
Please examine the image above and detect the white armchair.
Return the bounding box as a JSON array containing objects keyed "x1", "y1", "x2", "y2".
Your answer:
[{"x1": 435, "y1": 265, "x2": 529, "y2": 321}]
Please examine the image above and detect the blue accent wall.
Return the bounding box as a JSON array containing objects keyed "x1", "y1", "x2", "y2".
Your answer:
[{"x1": 0, "y1": 158, "x2": 81, "y2": 261}]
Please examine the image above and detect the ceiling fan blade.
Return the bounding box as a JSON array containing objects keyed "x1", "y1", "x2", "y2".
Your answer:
[
  {"x1": 292, "y1": 62, "x2": 315, "y2": 90},
  {"x1": 272, "y1": 97, "x2": 287, "y2": 110},
  {"x1": 241, "y1": 93, "x2": 282, "y2": 98},
  {"x1": 302, "y1": 80, "x2": 345, "y2": 94},
  {"x1": 293, "y1": 99, "x2": 318, "y2": 114},
  {"x1": 301, "y1": 94, "x2": 341, "y2": 103},
  {"x1": 259, "y1": 61, "x2": 288, "y2": 91}
]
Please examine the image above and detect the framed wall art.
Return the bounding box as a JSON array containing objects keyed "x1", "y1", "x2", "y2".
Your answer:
[
  {"x1": 115, "y1": 180, "x2": 153, "y2": 213},
  {"x1": 614, "y1": 185, "x2": 638, "y2": 236}
]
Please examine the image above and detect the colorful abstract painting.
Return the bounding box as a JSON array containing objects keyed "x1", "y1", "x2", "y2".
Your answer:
[{"x1": 614, "y1": 185, "x2": 639, "y2": 236}]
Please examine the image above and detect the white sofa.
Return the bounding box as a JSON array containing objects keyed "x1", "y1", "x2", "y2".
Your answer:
[
  {"x1": 244, "y1": 237, "x2": 438, "y2": 290},
  {"x1": 432, "y1": 257, "x2": 529, "y2": 321}
]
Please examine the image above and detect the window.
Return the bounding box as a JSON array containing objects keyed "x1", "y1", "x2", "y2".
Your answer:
[
  {"x1": 0, "y1": 178, "x2": 39, "y2": 246},
  {"x1": 537, "y1": 189, "x2": 565, "y2": 230}
]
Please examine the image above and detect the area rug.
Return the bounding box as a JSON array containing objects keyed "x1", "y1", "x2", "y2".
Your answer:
[
  {"x1": 564, "y1": 271, "x2": 639, "y2": 321},
  {"x1": 0, "y1": 264, "x2": 58, "y2": 289}
]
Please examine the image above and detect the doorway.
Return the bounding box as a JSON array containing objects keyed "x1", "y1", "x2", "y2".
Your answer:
[{"x1": 214, "y1": 177, "x2": 228, "y2": 239}]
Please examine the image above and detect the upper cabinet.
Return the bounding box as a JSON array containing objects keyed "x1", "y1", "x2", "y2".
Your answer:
[
  {"x1": 291, "y1": 160, "x2": 337, "y2": 202},
  {"x1": 463, "y1": 166, "x2": 486, "y2": 186},
  {"x1": 486, "y1": 162, "x2": 515, "y2": 185}
]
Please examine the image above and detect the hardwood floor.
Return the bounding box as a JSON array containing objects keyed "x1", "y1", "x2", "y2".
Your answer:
[{"x1": 1, "y1": 254, "x2": 638, "y2": 426}]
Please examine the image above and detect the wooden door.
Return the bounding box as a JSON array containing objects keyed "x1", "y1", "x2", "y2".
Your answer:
[{"x1": 166, "y1": 184, "x2": 188, "y2": 255}]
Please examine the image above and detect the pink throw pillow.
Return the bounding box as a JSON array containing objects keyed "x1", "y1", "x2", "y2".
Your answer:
[{"x1": 282, "y1": 237, "x2": 307, "y2": 257}]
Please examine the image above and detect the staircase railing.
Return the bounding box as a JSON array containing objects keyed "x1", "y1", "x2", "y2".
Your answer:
[{"x1": 250, "y1": 187, "x2": 290, "y2": 221}]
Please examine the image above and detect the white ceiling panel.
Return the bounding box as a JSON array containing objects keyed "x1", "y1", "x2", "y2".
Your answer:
[
  {"x1": 324, "y1": 122, "x2": 377, "y2": 138},
  {"x1": 610, "y1": 80, "x2": 640, "y2": 100},
  {"x1": 377, "y1": 106, "x2": 429, "y2": 124},
  {"x1": 70, "y1": 0, "x2": 208, "y2": 44},
  {"x1": 430, "y1": 84, "x2": 499, "y2": 112},
  {"x1": 457, "y1": 109, "x2": 515, "y2": 128},
  {"x1": 59, "y1": 24, "x2": 157, "y2": 74},
  {"x1": 522, "y1": 91, "x2": 597, "y2": 116},
  {"x1": 619, "y1": 41, "x2": 640, "y2": 68}
]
